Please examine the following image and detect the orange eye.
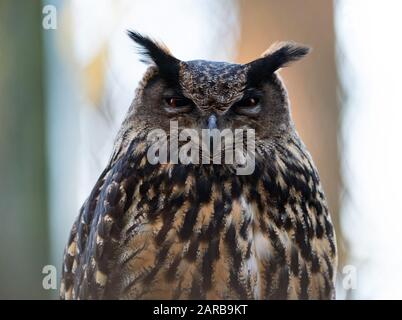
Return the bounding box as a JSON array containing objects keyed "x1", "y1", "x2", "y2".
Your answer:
[
  {"x1": 233, "y1": 94, "x2": 261, "y2": 115},
  {"x1": 243, "y1": 97, "x2": 259, "y2": 107},
  {"x1": 165, "y1": 97, "x2": 190, "y2": 108},
  {"x1": 166, "y1": 97, "x2": 177, "y2": 107}
]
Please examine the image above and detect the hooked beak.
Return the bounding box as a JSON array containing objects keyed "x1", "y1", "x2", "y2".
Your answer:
[{"x1": 207, "y1": 114, "x2": 218, "y2": 130}]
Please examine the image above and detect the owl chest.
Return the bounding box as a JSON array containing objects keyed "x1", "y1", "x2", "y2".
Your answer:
[{"x1": 118, "y1": 189, "x2": 296, "y2": 299}]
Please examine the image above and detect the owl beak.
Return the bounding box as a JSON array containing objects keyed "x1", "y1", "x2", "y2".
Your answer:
[{"x1": 207, "y1": 114, "x2": 218, "y2": 130}]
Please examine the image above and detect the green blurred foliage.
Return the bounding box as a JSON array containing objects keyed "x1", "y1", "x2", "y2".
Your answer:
[{"x1": 0, "y1": 0, "x2": 49, "y2": 299}]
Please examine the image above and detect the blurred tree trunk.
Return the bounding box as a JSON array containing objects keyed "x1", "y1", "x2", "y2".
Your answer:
[
  {"x1": 0, "y1": 0, "x2": 49, "y2": 299},
  {"x1": 236, "y1": 0, "x2": 345, "y2": 268}
]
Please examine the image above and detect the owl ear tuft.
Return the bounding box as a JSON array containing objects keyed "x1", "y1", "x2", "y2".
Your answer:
[
  {"x1": 260, "y1": 41, "x2": 310, "y2": 68},
  {"x1": 247, "y1": 41, "x2": 310, "y2": 87},
  {"x1": 127, "y1": 30, "x2": 180, "y2": 85}
]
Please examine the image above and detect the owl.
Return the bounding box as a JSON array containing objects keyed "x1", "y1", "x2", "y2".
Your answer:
[{"x1": 60, "y1": 31, "x2": 337, "y2": 300}]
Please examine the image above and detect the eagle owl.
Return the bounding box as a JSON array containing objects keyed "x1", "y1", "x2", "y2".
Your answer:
[{"x1": 60, "y1": 31, "x2": 337, "y2": 300}]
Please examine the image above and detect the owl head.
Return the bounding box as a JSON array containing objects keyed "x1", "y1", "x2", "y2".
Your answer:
[{"x1": 115, "y1": 31, "x2": 310, "y2": 168}]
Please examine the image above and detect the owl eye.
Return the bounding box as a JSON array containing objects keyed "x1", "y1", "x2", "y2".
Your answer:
[
  {"x1": 241, "y1": 97, "x2": 259, "y2": 107},
  {"x1": 233, "y1": 95, "x2": 261, "y2": 116},
  {"x1": 165, "y1": 97, "x2": 191, "y2": 108},
  {"x1": 163, "y1": 96, "x2": 194, "y2": 114}
]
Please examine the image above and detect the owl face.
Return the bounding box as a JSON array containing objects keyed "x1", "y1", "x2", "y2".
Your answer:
[{"x1": 126, "y1": 31, "x2": 309, "y2": 146}]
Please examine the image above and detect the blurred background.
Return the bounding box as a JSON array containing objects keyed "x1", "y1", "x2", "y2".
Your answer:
[{"x1": 1, "y1": 0, "x2": 401, "y2": 299}]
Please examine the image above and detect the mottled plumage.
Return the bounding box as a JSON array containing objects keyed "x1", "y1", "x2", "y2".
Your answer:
[{"x1": 60, "y1": 31, "x2": 337, "y2": 300}]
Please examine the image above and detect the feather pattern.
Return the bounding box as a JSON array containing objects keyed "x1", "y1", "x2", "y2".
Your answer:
[
  {"x1": 60, "y1": 32, "x2": 336, "y2": 300},
  {"x1": 60, "y1": 134, "x2": 336, "y2": 299}
]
